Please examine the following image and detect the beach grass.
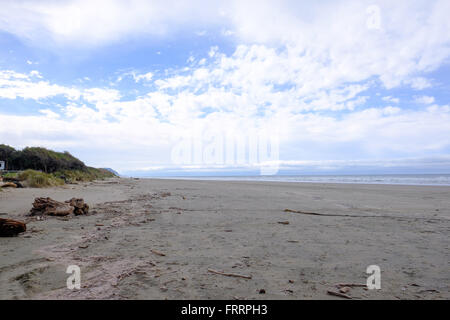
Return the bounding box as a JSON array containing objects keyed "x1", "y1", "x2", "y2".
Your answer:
[
  {"x1": 54, "y1": 167, "x2": 116, "y2": 183},
  {"x1": 17, "y1": 169, "x2": 65, "y2": 188},
  {"x1": 0, "y1": 167, "x2": 116, "y2": 188}
]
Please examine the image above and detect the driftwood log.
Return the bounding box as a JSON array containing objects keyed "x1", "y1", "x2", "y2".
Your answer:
[
  {"x1": 1, "y1": 177, "x2": 24, "y2": 188},
  {"x1": 29, "y1": 197, "x2": 89, "y2": 216},
  {"x1": 0, "y1": 182, "x2": 17, "y2": 188},
  {"x1": 207, "y1": 269, "x2": 252, "y2": 279},
  {"x1": 327, "y1": 290, "x2": 353, "y2": 299},
  {"x1": 2, "y1": 177, "x2": 24, "y2": 188},
  {"x1": 30, "y1": 197, "x2": 74, "y2": 216},
  {"x1": 65, "y1": 198, "x2": 89, "y2": 215},
  {"x1": 0, "y1": 218, "x2": 26, "y2": 237}
]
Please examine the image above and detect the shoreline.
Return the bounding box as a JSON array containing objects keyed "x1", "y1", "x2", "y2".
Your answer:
[
  {"x1": 134, "y1": 175, "x2": 450, "y2": 187},
  {"x1": 139, "y1": 177, "x2": 450, "y2": 187},
  {"x1": 1, "y1": 178, "x2": 449, "y2": 299}
]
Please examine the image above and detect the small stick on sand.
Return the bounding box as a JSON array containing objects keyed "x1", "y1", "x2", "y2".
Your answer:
[
  {"x1": 284, "y1": 208, "x2": 323, "y2": 215},
  {"x1": 208, "y1": 269, "x2": 252, "y2": 279},
  {"x1": 284, "y1": 208, "x2": 443, "y2": 221},
  {"x1": 336, "y1": 283, "x2": 367, "y2": 288},
  {"x1": 327, "y1": 290, "x2": 352, "y2": 299},
  {"x1": 285, "y1": 208, "x2": 367, "y2": 218},
  {"x1": 151, "y1": 249, "x2": 166, "y2": 256}
]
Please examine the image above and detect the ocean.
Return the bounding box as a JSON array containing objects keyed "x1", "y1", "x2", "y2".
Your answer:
[{"x1": 160, "y1": 174, "x2": 450, "y2": 186}]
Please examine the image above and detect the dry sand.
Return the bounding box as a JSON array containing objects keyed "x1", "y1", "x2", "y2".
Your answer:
[{"x1": 0, "y1": 178, "x2": 449, "y2": 300}]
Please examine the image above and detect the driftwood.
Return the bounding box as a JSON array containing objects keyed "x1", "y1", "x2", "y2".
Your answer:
[
  {"x1": 151, "y1": 249, "x2": 166, "y2": 256},
  {"x1": 284, "y1": 208, "x2": 443, "y2": 221},
  {"x1": 336, "y1": 283, "x2": 367, "y2": 288},
  {"x1": 2, "y1": 177, "x2": 23, "y2": 188},
  {"x1": 284, "y1": 208, "x2": 365, "y2": 218},
  {"x1": 0, "y1": 182, "x2": 17, "y2": 188},
  {"x1": 339, "y1": 286, "x2": 351, "y2": 293},
  {"x1": 327, "y1": 290, "x2": 352, "y2": 299},
  {"x1": 207, "y1": 269, "x2": 252, "y2": 279},
  {"x1": 14, "y1": 182, "x2": 23, "y2": 188},
  {"x1": 30, "y1": 197, "x2": 74, "y2": 216},
  {"x1": 0, "y1": 218, "x2": 26, "y2": 237},
  {"x1": 29, "y1": 197, "x2": 89, "y2": 217},
  {"x1": 65, "y1": 198, "x2": 89, "y2": 215}
]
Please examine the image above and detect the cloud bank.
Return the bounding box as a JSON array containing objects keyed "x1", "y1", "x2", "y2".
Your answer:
[{"x1": 0, "y1": 0, "x2": 449, "y2": 173}]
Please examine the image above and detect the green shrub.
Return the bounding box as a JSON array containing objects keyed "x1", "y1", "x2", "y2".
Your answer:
[
  {"x1": 1, "y1": 172, "x2": 18, "y2": 179},
  {"x1": 0, "y1": 145, "x2": 86, "y2": 173}
]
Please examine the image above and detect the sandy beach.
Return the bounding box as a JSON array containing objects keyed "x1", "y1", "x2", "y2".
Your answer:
[{"x1": 0, "y1": 178, "x2": 449, "y2": 300}]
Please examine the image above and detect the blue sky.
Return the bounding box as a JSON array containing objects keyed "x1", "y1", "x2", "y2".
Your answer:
[{"x1": 0, "y1": 0, "x2": 450, "y2": 176}]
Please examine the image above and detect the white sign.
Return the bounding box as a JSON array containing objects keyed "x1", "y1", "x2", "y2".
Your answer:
[{"x1": 0, "y1": 161, "x2": 5, "y2": 170}]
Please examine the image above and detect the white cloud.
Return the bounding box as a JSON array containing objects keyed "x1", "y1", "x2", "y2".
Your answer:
[
  {"x1": 1, "y1": 1, "x2": 448, "y2": 92},
  {"x1": 1, "y1": 1, "x2": 450, "y2": 170},
  {"x1": 1, "y1": 97, "x2": 450, "y2": 171},
  {"x1": 132, "y1": 72, "x2": 153, "y2": 83},
  {"x1": 39, "y1": 108, "x2": 60, "y2": 119},
  {"x1": 29, "y1": 70, "x2": 43, "y2": 78},
  {"x1": 0, "y1": 70, "x2": 81, "y2": 100},
  {"x1": 0, "y1": 0, "x2": 227, "y2": 46},
  {"x1": 0, "y1": 70, "x2": 121, "y2": 105},
  {"x1": 83, "y1": 88, "x2": 121, "y2": 103},
  {"x1": 414, "y1": 95, "x2": 435, "y2": 105},
  {"x1": 208, "y1": 46, "x2": 219, "y2": 57},
  {"x1": 407, "y1": 77, "x2": 432, "y2": 90},
  {"x1": 382, "y1": 96, "x2": 400, "y2": 104},
  {"x1": 221, "y1": 29, "x2": 235, "y2": 37}
]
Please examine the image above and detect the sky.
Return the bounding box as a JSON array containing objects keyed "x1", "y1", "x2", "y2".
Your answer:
[{"x1": 0, "y1": 0, "x2": 450, "y2": 176}]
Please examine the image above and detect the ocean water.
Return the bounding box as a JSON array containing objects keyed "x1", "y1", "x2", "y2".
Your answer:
[{"x1": 161, "y1": 174, "x2": 450, "y2": 186}]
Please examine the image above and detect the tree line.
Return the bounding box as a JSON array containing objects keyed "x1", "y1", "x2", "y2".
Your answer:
[{"x1": 0, "y1": 144, "x2": 86, "y2": 173}]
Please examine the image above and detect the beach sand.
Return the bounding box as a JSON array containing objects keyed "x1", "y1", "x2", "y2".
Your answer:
[{"x1": 0, "y1": 178, "x2": 448, "y2": 299}]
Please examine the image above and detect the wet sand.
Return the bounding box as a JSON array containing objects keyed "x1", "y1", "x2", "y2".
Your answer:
[{"x1": 0, "y1": 178, "x2": 449, "y2": 299}]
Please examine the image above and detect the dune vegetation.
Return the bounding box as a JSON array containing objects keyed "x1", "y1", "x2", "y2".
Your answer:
[
  {"x1": 17, "y1": 169, "x2": 65, "y2": 188},
  {"x1": 0, "y1": 145, "x2": 116, "y2": 188}
]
